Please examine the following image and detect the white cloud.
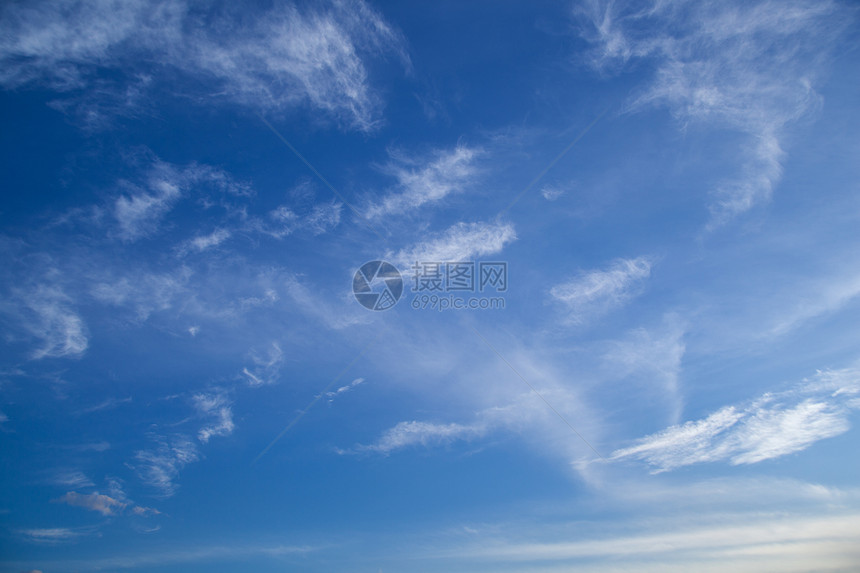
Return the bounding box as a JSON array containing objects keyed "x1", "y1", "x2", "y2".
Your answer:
[
  {"x1": 0, "y1": 0, "x2": 408, "y2": 130},
  {"x1": 282, "y1": 276, "x2": 367, "y2": 330},
  {"x1": 365, "y1": 145, "x2": 481, "y2": 219},
  {"x1": 187, "y1": 229, "x2": 231, "y2": 253},
  {"x1": 602, "y1": 317, "x2": 686, "y2": 423},
  {"x1": 612, "y1": 367, "x2": 860, "y2": 472},
  {"x1": 2, "y1": 285, "x2": 88, "y2": 360},
  {"x1": 193, "y1": 391, "x2": 235, "y2": 443},
  {"x1": 256, "y1": 201, "x2": 342, "y2": 238},
  {"x1": 391, "y1": 221, "x2": 517, "y2": 268},
  {"x1": 541, "y1": 185, "x2": 565, "y2": 201},
  {"x1": 579, "y1": 0, "x2": 844, "y2": 225},
  {"x1": 550, "y1": 256, "x2": 652, "y2": 323},
  {"x1": 445, "y1": 511, "x2": 860, "y2": 572},
  {"x1": 133, "y1": 435, "x2": 200, "y2": 497},
  {"x1": 324, "y1": 377, "x2": 365, "y2": 403},
  {"x1": 50, "y1": 470, "x2": 94, "y2": 489},
  {"x1": 241, "y1": 342, "x2": 284, "y2": 387},
  {"x1": 115, "y1": 159, "x2": 247, "y2": 241},
  {"x1": 91, "y1": 267, "x2": 191, "y2": 321},
  {"x1": 356, "y1": 420, "x2": 489, "y2": 455},
  {"x1": 769, "y1": 271, "x2": 860, "y2": 337},
  {"x1": 56, "y1": 491, "x2": 126, "y2": 516},
  {"x1": 18, "y1": 527, "x2": 88, "y2": 543},
  {"x1": 76, "y1": 396, "x2": 132, "y2": 415}
]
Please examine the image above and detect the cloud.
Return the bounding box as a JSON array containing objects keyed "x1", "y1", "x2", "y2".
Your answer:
[
  {"x1": 50, "y1": 470, "x2": 94, "y2": 489},
  {"x1": 255, "y1": 201, "x2": 342, "y2": 239},
  {"x1": 282, "y1": 276, "x2": 367, "y2": 330},
  {"x1": 91, "y1": 266, "x2": 192, "y2": 321},
  {"x1": 2, "y1": 285, "x2": 88, "y2": 359},
  {"x1": 444, "y1": 511, "x2": 860, "y2": 572},
  {"x1": 193, "y1": 391, "x2": 235, "y2": 443},
  {"x1": 365, "y1": 145, "x2": 481, "y2": 219},
  {"x1": 612, "y1": 367, "x2": 860, "y2": 472},
  {"x1": 115, "y1": 159, "x2": 247, "y2": 241},
  {"x1": 76, "y1": 396, "x2": 132, "y2": 415},
  {"x1": 550, "y1": 256, "x2": 652, "y2": 323},
  {"x1": 602, "y1": 317, "x2": 686, "y2": 423},
  {"x1": 769, "y1": 271, "x2": 860, "y2": 337},
  {"x1": 241, "y1": 342, "x2": 284, "y2": 387},
  {"x1": 350, "y1": 380, "x2": 595, "y2": 458},
  {"x1": 578, "y1": 0, "x2": 845, "y2": 225},
  {"x1": 355, "y1": 420, "x2": 488, "y2": 455},
  {"x1": 17, "y1": 527, "x2": 88, "y2": 543},
  {"x1": 133, "y1": 435, "x2": 200, "y2": 497},
  {"x1": 323, "y1": 377, "x2": 365, "y2": 403},
  {"x1": 0, "y1": 0, "x2": 409, "y2": 130},
  {"x1": 186, "y1": 229, "x2": 231, "y2": 253},
  {"x1": 56, "y1": 491, "x2": 126, "y2": 516},
  {"x1": 391, "y1": 221, "x2": 517, "y2": 268},
  {"x1": 541, "y1": 185, "x2": 565, "y2": 201}
]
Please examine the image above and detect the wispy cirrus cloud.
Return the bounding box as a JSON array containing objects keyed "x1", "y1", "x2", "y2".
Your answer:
[
  {"x1": 578, "y1": 0, "x2": 846, "y2": 226},
  {"x1": 613, "y1": 367, "x2": 860, "y2": 472},
  {"x1": 54, "y1": 478, "x2": 160, "y2": 517},
  {"x1": 241, "y1": 342, "x2": 284, "y2": 387},
  {"x1": 114, "y1": 159, "x2": 249, "y2": 241},
  {"x1": 391, "y1": 221, "x2": 516, "y2": 268},
  {"x1": 17, "y1": 527, "x2": 90, "y2": 544},
  {"x1": 253, "y1": 201, "x2": 342, "y2": 239},
  {"x1": 442, "y1": 511, "x2": 860, "y2": 572},
  {"x1": 49, "y1": 470, "x2": 94, "y2": 489},
  {"x1": 0, "y1": 0, "x2": 409, "y2": 130},
  {"x1": 365, "y1": 145, "x2": 482, "y2": 219},
  {"x1": 550, "y1": 256, "x2": 652, "y2": 324},
  {"x1": 133, "y1": 435, "x2": 200, "y2": 497},
  {"x1": 354, "y1": 420, "x2": 489, "y2": 455},
  {"x1": 602, "y1": 316, "x2": 686, "y2": 423},
  {"x1": 55, "y1": 491, "x2": 126, "y2": 516},
  {"x1": 1, "y1": 285, "x2": 89, "y2": 360},
  {"x1": 193, "y1": 390, "x2": 235, "y2": 443},
  {"x1": 322, "y1": 377, "x2": 365, "y2": 404}
]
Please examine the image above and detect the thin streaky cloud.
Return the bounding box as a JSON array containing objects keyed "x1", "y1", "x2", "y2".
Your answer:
[
  {"x1": 354, "y1": 420, "x2": 488, "y2": 455},
  {"x1": 192, "y1": 391, "x2": 235, "y2": 444},
  {"x1": 579, "y1": 0, "x2": 845, "y2": 226},
  {"x1": 365, "y1": 144, "x2": 481, "y2": 219},
  {"x1": 470, "y1": 325, "x2": 605, "y2": 460},
  {"x1": 49, "y1": 470, "x2": 94, "y2": 489},
  {"x1": 133, "y1": 435, "x2": 200, "y2": 497},
  {"x1": 253, "y1": 327, "x2": 387, "y2": 465},
  {"x1": 1, "y1": 285, "x2": 89, "y2": 360},
  {"x1": 613, "y1": 367, "x2": 860, "y2": 472},
  {"x1": 17, "y1": 527, "x2": 90, "y2": 544},
  {"x1": 256, "y1": 114, "x2": 385, "y2": 240},
  {"x1": 0, "y1": 0, "x2": 409, "y2": 130},
  {"x1": 550, "y1": 256, "x2": 652, "y2": 324},
  {"x1": 391, "y1": 221, "x2": 516, "y2": 268}
]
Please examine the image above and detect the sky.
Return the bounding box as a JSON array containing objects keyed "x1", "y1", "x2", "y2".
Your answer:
[{"x1": 1, "y1": 0, "x2": 859, "y2": 571}]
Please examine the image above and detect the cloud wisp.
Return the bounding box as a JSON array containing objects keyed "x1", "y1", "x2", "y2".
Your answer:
[
  {"x1": 550, "y1": 256, "x2": 652, "y2": 324},
  {"x1": 612, "y1": 367, "x2": 860, "y2": 472},
  {"x1": 0, "y1": 0, "x2": 409, "y2": 130},
  {"x1": 391, "y1": 220, "x2": 517, "y2": 268},
  {"x1": 579, "y1": 0, "x2": 845, "y2": 226},
  {"x1": 365, "y1": 145, "x2": 482, "y2": 219}
]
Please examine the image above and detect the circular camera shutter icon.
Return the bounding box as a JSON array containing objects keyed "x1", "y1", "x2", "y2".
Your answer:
[{"x1": 353, "y1": 261, "x2": 403, "y2": 311}]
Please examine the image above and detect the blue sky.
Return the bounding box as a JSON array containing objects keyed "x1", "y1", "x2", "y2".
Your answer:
[{"x1": 1, "y1": 0, "x2": 859, "y2": 571}]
